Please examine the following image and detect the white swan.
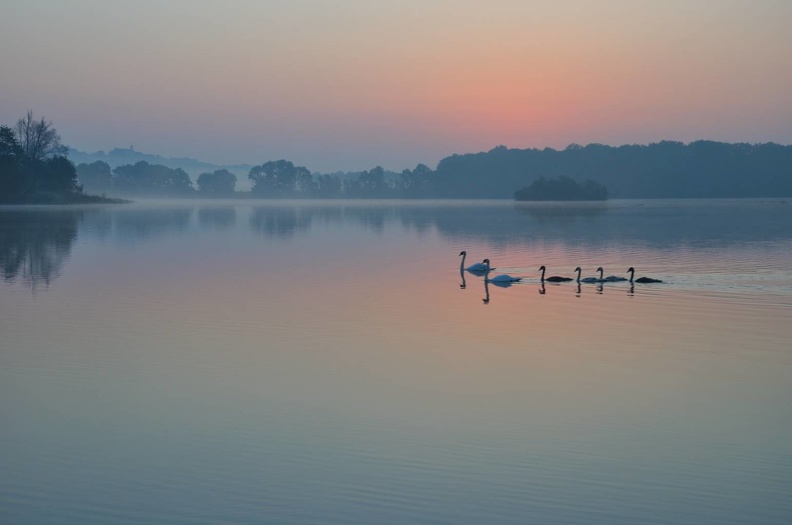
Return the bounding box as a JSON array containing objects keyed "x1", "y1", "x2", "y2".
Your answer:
[
  {"x1": 627, "y1": 267, "x2": 663, "y2": 283},
  {"x1": 482, "y1": 259, "x2": 521, "y2": 283},
  {"x1": 459, "y1": 251, "x2": 493, "y2": 272}
]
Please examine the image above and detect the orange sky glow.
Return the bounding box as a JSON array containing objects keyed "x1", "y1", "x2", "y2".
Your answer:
[{"x1": 1, "y1": 0, "x2": 791, "y2": 171}]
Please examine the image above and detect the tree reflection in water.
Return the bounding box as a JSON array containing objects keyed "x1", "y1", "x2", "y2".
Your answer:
[
  {"x1": 198, "y1": 207, "x2": 236, "y2": 230},
  {"x1": 0, "y1": 210, "x2": 80, "y2": 289},
  {"x1": 250, "y1": 206, "x2": 313, "y2": 238},
  {"x1": 3, "y1": 199, "x2": 791, "y2": 289}
]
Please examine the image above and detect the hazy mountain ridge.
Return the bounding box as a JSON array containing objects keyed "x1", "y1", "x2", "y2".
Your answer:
[
  {"x1": 67, "y1": 147, "x2": 406, "y2": 191},
  {"x1": 68, "y1": 147, "x2": 253, "y2": 178},
  {"x1": 67, "y1": 140, "x2": 792, "y2": 199}
]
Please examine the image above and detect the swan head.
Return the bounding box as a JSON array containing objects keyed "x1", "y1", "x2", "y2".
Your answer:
[
  {"x1": 596, "y1": 266, "x2": 603, "y2": 272},
  {"x1": 574, "y1": 267, "x2": 581, "y2": 272},
  {"x1": 539, "y1": 265, "x2": 546, "y2": 271},
  {"x1": 627, "y1": 267, "x2": 635, "y2": 272},
  {"x1": 459, "y1": 250, "x2": 466, "y2": 256},
  {"x1": 482, "y1": 259, "x2": 490, "y2": 267}
]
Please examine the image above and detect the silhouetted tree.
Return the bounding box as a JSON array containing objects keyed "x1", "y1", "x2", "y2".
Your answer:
[
  {"x1": 397, "y1": 163, "x2": 434, "y2": 198},
  {"x1": 15, "y1": 110, "x2": 68, "y2": 161},
  {"x1": 36, "y1": 156, "x2": 82, "y2": 194},
  {"x1": 197, "y1": 169, "x2": 237, "y2": 195},
  {"x1": 0, "y1": 114, "x2": 91, "y2": 203},
  {"x1": 76, "y1": 161, "x2": 113, "y2": 193},
  {"x1": 113, "y1": 161, "x2": 194, "y2": 196},
  {"x1": 315, "y1": 173, "x2": 342, "y2": 198},
  {"x1": 344, "y1": 166, "x2": 392, "y2": 198},
  {"x1": 434, "y1": 141, "x2": 792, "y2": 198},
  {"x1": 295, "y1": 167, "x2": 314, "y2": 195},
  {"x1": 0, "y1": 126, "x2": 22, "y2": 158},
  {"x1": 360, "y1": 166, "x2": 387, "y2": 196},
  {"x1": 0, "y1": 126, "x2": 27, "y2": 202},
  {"x1": 249, "y1": 160, "x2": 313, "y2": 197},
  {"x1": 515, "y1": 176, "x2": 607, "y2": 201}
]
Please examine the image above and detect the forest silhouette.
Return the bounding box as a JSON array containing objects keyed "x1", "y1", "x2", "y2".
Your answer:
[
  {"x1": 75, "y1": 141, "x2": 792, "y2": 200},
  {"x1": 3, "y1": 112, "x2": 792, "y2": 202}
]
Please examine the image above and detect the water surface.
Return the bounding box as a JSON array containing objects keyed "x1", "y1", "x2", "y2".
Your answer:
[{"x1": 1, "y1": 199, "x2": 791, "y2": 524}]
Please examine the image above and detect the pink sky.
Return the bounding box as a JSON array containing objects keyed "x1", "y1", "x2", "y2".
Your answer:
[{"x1": 2, "y1": 0, "x2": 791, "y2": 172}]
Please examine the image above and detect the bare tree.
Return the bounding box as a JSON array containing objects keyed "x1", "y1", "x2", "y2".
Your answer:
[{"x1": 15, "y1": 110, "x2": 68, "y2": 161}]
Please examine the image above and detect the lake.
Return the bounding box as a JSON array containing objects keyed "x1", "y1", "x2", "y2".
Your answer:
[{"x1": 1, "y1": 199, "x2": 791, "y2": 524}]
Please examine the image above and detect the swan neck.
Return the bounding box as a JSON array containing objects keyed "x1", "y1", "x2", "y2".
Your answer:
[
  {"x1": 540, "y1": 267, "x2": 545, "y2": 281},
  {"x1": 460, "y1": 252, "x2": 465, "y2": 271}
]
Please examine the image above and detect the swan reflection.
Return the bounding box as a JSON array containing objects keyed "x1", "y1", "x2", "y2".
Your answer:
[{"x1": 482, "y1": 259, "x2": 521, "y2": 285}]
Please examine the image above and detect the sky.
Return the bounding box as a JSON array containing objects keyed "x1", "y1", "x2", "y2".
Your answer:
[{"x1": 1, "y1": 0, "x2": 791, "y2": 172}]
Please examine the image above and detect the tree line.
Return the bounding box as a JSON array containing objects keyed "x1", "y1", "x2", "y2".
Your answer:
[
  {"x1": 515, "y1": 176, "x2": 608, "y2": 201},
  {"x1": 43, "y1": 141, "x2": 792, "y2": 200},
  {"x1": 5, "y1": 111, "x2": 792, "y2": 202},
  {"x1": 433, "y1": 142, "x2": 792, "y2": 198},
  {"x1": 75, "y1": 158, "x2": 436, "y2": 199},
  {"x1": 0, "y1": 112, "x2": 87, "y2": 204}
]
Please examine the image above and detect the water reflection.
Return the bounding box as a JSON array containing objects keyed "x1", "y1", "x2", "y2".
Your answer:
[
  {"x1": 80, "y1": 209, "x2": 113, "y2": 240},
  {"x1": 0, "y1": 210, "x2": 79, "y2": 289},
  {"x1": 242, "y1": 199, "x2": 792, "y2": 246},
  {"x1": 345, "y1": 207, "x2": 388, "y2": 234},
  {"x1": 533, "y1": 280, "x2": 642, "y2": 298},
  {"x1": 2, "y1": 201, "x2": 792, "y2": 524},
  {"x1": 3, "y1": 199, "x2": 792, "y2": 288},
  {"x1": 113, "y1": 208, "x2": 192, "y2": 241},
  {"x1": 480, "y1": 276, "x2": 523, "y2": 304},
  {"x1": 519, "y1": 202, "x2": 609, "y2": 226},
  {"x1": 250, "y1": 206, "x2": 312, "y2": 238},
  {"x1": 198, "y1": 207, "x2": 236, "y2": 230},
  {"x1": 487, "y1": 279, "x2": 517, "y2": 288}
]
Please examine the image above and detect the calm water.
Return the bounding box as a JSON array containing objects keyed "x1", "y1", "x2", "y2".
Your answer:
[{"x1": 1, "y1": 199, "x2": 791, "y2": 524}]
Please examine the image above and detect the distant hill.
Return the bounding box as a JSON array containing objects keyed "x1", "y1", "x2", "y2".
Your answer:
[
  {"x1": 434, "y1": 141, "x2": 792, "y2": 199},
  {"x1": 68, "y1": 147, "x2": 414, "y2": 193},
  {"x1": 68, "y1": 147, "x2": 254, "y2": 188},
  {"x1": 67, "y1": 140, "x2": 792, "y2": 200}
]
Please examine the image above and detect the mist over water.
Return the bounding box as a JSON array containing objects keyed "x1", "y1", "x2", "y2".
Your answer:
[{"x1": 1, "y1": 199, "x2": 791, "y2": 524}]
